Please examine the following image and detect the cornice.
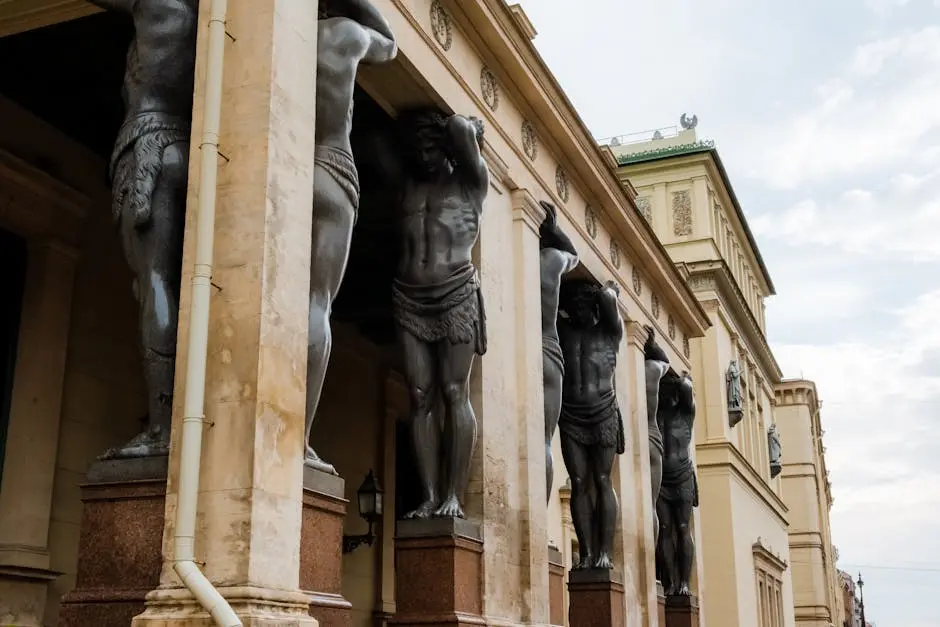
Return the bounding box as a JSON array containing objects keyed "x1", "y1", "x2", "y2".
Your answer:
[
  {"x1": 0, "y1": 1, "x2": 99, "y2": 38},
  {"x1": 685, "y1": 260, "x2": 782, "y2": 383},
  {"x1": 696, "y1": 440, "x2": 789, "y2": 526},
  {"x1": 753, "y1": 538, "x2": 789, "y2": 573},
  {"x1": 450, "y1": 0, "x2": 710, "y2": 339}
]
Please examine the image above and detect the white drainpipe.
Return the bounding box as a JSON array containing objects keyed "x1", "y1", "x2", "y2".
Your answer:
[{"x1": 173, "y1": 0, "x2": 240, "y2": 624}]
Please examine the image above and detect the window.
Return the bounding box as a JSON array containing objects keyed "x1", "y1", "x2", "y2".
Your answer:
[
  {"x1": 0, "y1": 227, "x2": 28, "y2": 488},
  {"x1": 753, "y1": 541, "x2": 788, "y2": 627}
]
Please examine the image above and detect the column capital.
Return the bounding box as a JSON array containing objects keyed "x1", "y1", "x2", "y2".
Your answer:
[
  {"x1": 511, "y1": 188, "x2": 546, "y2": 234},
  {"x1": 626, "y1": 320, "x2": 647, "y2": 351}
]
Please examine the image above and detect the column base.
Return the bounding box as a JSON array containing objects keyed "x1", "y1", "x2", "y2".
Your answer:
[
  {"x1": 664, "y1": 594, "x2": 699, "y2": 627},
  {"x1": 567, "y1": 568, "x2": 625, "y2": 627},
  {"x1": 547, "y1": 545, "x2": 565, "y2": 627},
  {"x1": 131, "y1": 585, "x2": 318, "y2": 626},
  {"x1": 0, "y1": 564, "x2": 60, "y2": 627},
  {"x1": 58, "y1": 455, "x2": 167, "y2": 627},
  {"x1": 300, "y1": 466, "x2": 352, "y2": 626},
  {"x1": 391, "y1": 518, "x2": 484, "y2": 626}
]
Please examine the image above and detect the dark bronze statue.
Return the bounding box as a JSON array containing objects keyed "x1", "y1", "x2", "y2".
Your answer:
[
  {"x1": 656, "y1": 370, "x2": 698, "y2": 596},
  {"x1": 304, "y1": 0, "x2": 398, "y2": 473},
  {"x1": 92, "y1": 0, "x2": 197, "y2": 460},
  {"x1": 539, "y1": 201, "x2": 579, "y2": 502},
  {"x1": 644, "y1": 327, "x2": 670, "y2": 547},
  {"x1": 390, "y1": 107, "x2": 488, "y2": 519},
  {"x1": 727, "y1": 359, "x2": 744, "y2": 427},
  {"x1": 768, "y1": 423, "x2": 782, "y2": 478},
  {"x1": 557, "y1": 278, "x2": 624, "y2": 569}
]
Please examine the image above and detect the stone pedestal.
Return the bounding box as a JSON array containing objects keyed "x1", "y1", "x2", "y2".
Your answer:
[
  {"x1": 58, "y1": 456, "x2": 167, "y2": 627},
  {"x1": 391, "y1": 518, "x2": 484, "y2": 626},
  {"x1": 656, "y1": 581, "x2": 666, "y2": 627},
  {"x1": 664, "y1": 595, "x2": 700, "y2": 627},
  {"x1": 567, "y1": 569, "x2": 625, "y2": 627},
  {"x1": 547, "y1": 545, "x2": 565, "y2": 627},
  {"x1": 300, "y1": 466, "x2": 351, "y2": 625}
]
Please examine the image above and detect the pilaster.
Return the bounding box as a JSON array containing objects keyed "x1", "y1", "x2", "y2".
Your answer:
[
  {"x1": 619, "y1": 320, "x2": 658, "y2": 626},
  {"x1": 132, "y1": 0, "x2": 318, "y2": 623}
]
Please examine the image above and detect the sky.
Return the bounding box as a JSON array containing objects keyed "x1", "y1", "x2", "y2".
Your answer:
[{"x1": 514, "y1": 1, "x2": 940, "y2": 625}]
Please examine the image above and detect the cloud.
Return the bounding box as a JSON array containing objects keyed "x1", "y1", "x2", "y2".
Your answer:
[
  {"x1": 749, "y1": 167, "x2": 940, "y2": 262},
  {"x1": 742, "y1": 26, "x2": 940, "y2": 189}
]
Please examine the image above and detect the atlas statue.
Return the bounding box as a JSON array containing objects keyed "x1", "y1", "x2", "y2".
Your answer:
[{"x1": 557, "y1": 278, "x2": 624, "y2": 569}]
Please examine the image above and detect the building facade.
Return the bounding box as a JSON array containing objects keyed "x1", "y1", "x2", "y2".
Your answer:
[
  {"x1": 775, "y1": 380, "x2": 846, "y2": 627},
  {"x1": 0, "y1": 2, "x2": 712, "y2": 627},
  {"x1": 610, "y1": 127, "x2": 796, "y2": 627}
]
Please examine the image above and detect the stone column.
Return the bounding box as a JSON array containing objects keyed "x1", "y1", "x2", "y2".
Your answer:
[
  {"x1": 132, "y1": 0, "x2": 318, "y2": 624},
  {"x1": 509, "y1": 188, "x2": 550, "y2": 625},
  {"x1": 0, "y1": 241, "x2": 79, "y2": 626},
  {"x1": 620, "y1": 320, "x2": 659, "y2": 626}
]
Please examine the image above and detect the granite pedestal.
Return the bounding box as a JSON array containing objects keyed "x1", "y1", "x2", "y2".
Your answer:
[
  {"x1": 664, "y1": 594, "x2": 700, "y2": 627},
  {"x1": 300, "y1": 466, "x2": 352, "y2": 626},
  {"x1": 567, "y1": 568, "x2": 624, "y2": 627},
  {"x1": 58, "y1": 456, "x2": 167, "y2": 627},
  {"x1": 390, "y1": 518, "x2": 484, "y2": 626},
  {"x1": 547, "y1": 545, "x2": 565, "y2": 627}
]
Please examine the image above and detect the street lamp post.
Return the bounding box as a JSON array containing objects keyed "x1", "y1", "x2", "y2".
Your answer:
[{"x1": 856, "y1": 572, "x2": 866, "y2": 627}]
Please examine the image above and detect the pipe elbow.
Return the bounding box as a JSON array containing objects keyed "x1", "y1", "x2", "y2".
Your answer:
[{"x1": 173, "y1": 560, "x2": 243, "y2": 627}]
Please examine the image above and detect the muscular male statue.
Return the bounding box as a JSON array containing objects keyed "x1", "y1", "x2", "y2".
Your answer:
[
  {"x1": 656, "y1": 370, "x2": 698, "y2": 596},
  {"x1": 538, "y1": 201, "x2": 579, "y2": 502},
  {"x1": 304, "y1": 0, "x2": 397, "y2": 473},
  {"x1": 92, "y1": 0, "x2": 197, "y2": 459},
  {"x1": 392, "y1": 108, "x2": 488, "y2": 519},
  {"x1": 644, "y1": 327, "x2": 671, "y2": 546},
  {"x1": 557, "y1": 278, "x2": 624, "y2": 569}
]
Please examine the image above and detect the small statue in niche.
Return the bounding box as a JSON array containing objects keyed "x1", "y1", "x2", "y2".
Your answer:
[
  {"x1": 644, "y1": 327, "x2": 671, "y2": 548},
  {"x1": 726, "y1": 359, "x2": 744, "y2": 427},
  {"x1": 391, "y1": 107, "x2": 489, "y2": 520},
  {"x1": 538, "y1": 201, "x2": 579, "y2": 502},
  {"x1": 557, "y1": 278, "x2": 624, "y2": 569},
  {"x1": 656, "y1": 370, "x2": 698, "y2": 597},
  {"x1": 91, "y1": 0, "x2": 198, "y2": 460},
  {"x1": 768, "y1": 423, "x2": 782, "y2": 478}
]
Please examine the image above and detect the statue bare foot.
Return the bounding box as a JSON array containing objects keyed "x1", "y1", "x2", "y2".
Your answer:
[
  {"x1": 404, "y1": 499, "x2": 438, "y2": 520},
  {"x1": 593, "y1": 553, "x2": 613, "y2": 569},
  {"x1": 99, "y1": 425, "x2": 169, "y2": 460},
  {"x1": 433, "y1": 495, "x2": 465, "y2": 519},
  {"x1": 574, "y1": 553, "x2": 594, "y2": 570},
  {"x1": 304, "y1": 445, "x2": 338, "y2": 475},
  {"x1": 676, "y1": 582, "x2": 691, "y2": 596}
]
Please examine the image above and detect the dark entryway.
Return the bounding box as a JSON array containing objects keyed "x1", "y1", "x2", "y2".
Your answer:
[{"x1": 0, "y1": 227, "x2": 27, "y2": 487}]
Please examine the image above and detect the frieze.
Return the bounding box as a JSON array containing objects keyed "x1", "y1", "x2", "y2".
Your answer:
[
  {"x1": 555, "y1": 165, "x2": 569, "y2": 203},
  {"x1": 584, "y1": 205, "x2": 598, "y2": 239},
  {"x1": 521, "y1": 119, "x2": 538, "y2": 161},
  {"x1": 430, "y1": 0, "x2": 453, "y2": 51},
  {"x1": 480, "y1": 66, "x2": 499, "y2": 111},
  {"x1": 636, "y1": 195, "x2": 652, "y2": 223},
  {"x1": 672, "y1": 190, "x2": 693, "y2": 236},
  {"x1": 609, "y1": 239, "x2": 621, "y2": 268}
]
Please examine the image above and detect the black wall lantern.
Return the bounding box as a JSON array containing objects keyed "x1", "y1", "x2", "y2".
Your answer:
[{"x1": 342, "y1": 470, "x2": 383, "y2": 554}]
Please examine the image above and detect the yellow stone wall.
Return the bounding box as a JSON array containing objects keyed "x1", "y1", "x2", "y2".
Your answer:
[{"x1": 618, "y1": 146, "x2": 796, "y2": 627}]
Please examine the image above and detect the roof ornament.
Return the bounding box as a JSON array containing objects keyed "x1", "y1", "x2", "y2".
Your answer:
[{"x1": 680, "y1": 113, "x2": 699, "y2": 130}]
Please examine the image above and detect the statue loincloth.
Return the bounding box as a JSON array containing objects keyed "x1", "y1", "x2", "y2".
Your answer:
[
  {"x1": 314, "y1": 144, "x2": 360, "y2": 217},
  {"x1": 392, "y1": 264, "x2": 487, "y2": 355},
  {"x1": 660, "y1": 460, "x2": 698, "y2": 507},
  {"x1": 542, "y1": 334, "x2": 564, "y2": 378},
  {"x1": 559, "y1": 390, "x2": 625, "y2": 454},
  {"x1": 648, "y1": 422, "x2": 664, "y2": 457},
  {"x1": 110, "y1": 111, "x2": 191, "y2": 228}
]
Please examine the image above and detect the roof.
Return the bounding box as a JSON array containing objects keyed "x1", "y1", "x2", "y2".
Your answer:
[{"x1": 616, "y1": 141, "x2": 777, "y2": 296}]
